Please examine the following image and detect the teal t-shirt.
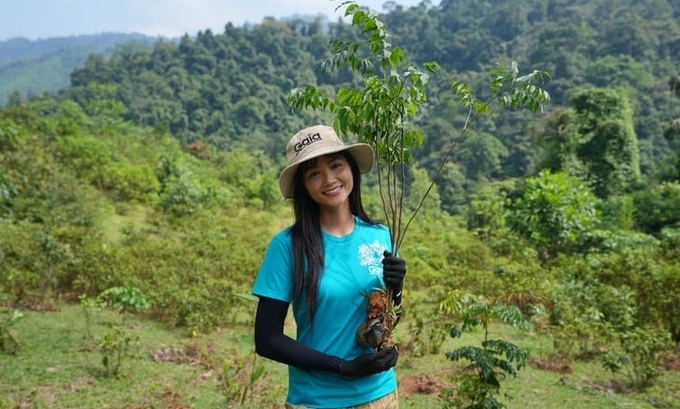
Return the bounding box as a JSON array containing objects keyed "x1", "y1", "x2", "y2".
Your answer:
[{"x1": 252, "y1": 217, "x2": 397, "y2": 408}]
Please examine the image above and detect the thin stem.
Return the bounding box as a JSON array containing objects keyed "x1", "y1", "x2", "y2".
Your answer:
[
  {"x1": 396, "y1": 129, "x2": 406, "y2": 254},
  {"x1": 389, "y1": 162, "x2": 398, "y2": 247},
  {"x1": 396, "y1": 97, "x2": 498, "y2": 250}
]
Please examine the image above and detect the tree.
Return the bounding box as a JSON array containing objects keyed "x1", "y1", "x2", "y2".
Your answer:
[
  {"x1": 437, "y1": 162, "x2": 470, "y2": 215},
  {"x1": 663, "y1": 75, "x2": 680, "y2": 180},
  {"x1": 455, "y1": 131, "x2": 509, "y2": 181},
  {"x1": 507, "y1": 170, "x2": 601, "y2": 264},
  {"x1": 571, "y1": 88, "x2": 641, "y2": 198},
  {"x1": 0, "y1": 169, "x2": 17, "y2": 219},
  {"x1": 632, "y1": 182, "x2": 680, "y2": 235},
  {"x1": 537, "y1": 87, "x2": 641, "y2": 198}
]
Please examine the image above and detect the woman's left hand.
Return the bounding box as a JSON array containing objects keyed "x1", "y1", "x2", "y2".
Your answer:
[{"x1": 382, "y1": 251, "x2": 406, "y2": 291}]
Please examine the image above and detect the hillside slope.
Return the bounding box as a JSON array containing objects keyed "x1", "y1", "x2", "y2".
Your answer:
[{"x1": 0, "y1": 33, "x2": 160, "y2": 104}]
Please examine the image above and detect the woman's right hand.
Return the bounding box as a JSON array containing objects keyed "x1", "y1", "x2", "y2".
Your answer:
[{"x1": 338, "y1": 347, "x2": 399, "y2": 377}]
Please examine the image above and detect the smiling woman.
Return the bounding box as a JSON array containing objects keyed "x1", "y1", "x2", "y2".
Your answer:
[
  {"x1": 252, "y1": 125, "x2": 407, "y2": 408},
  {"x1": 300, "y1": 153, "x2": 356, "y2": 217}
]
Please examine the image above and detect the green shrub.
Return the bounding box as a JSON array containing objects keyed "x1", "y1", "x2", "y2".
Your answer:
[
  {"x1": 632, "y1": 182, "x2": 680, "y2": 235},
  {"x1": 441, "y1": 291, "x2": 532, "y2": 409},
  {"x1": 0, "y1": 306, "x2": 23, "y2": 355},
  {"x1": 506, "y1": 170, "x2": 601, "y2": 264},
  {"x1": 102, "y1": 162, "x2": 160, "y2": 203},
  {"x1": 603, "y1": 327, "x2": 673, "y2": 390}
]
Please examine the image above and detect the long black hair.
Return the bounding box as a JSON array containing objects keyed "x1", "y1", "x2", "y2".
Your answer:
[{"x1": 289, "y1": 151, "x2": 375, "y2": 323}]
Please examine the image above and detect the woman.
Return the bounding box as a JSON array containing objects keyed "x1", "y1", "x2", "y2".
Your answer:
[{"x1": 252, "y1": 125, "x2": 407, "y2": 409}]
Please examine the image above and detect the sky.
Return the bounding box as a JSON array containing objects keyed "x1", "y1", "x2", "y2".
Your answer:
[{"x1": 0, "y1": 0, "x2": 434, "y2": 42}]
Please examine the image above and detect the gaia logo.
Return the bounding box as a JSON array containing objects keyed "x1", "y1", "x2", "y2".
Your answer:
[
  {"x1": 358, "y1": 240, "x2": 388, "y2": 276},
  {"x1": 294, "y1": 132, "x2": 322, "y2": 154}
]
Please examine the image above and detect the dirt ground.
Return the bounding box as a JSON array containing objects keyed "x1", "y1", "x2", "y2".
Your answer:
[
  {"x1": 528, "y1": 357, "x2": 573, "y2": 373},
  {"x1": 665, "y1": 354, "x2": 680, "y2": 371},
  {"x1": 397, "y1": 357, "x2": 573, "y2": 397},
  {"x1": 398, "y1": 374, "x2": 452, "y2": 396},
  {"x1": 398, "y1": 351, "x2": 680, "y2": 397}
]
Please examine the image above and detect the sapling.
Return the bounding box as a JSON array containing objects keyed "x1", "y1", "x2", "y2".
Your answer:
[
  {"x1": 289, "y1": 0, "x2": 550, "y2": 350},
  {"x1": 221, "y1": 351, "x2": 266, "y2": 405},
  {"x1": 440, "y1": 291, "x2": 537, "y2": 409},
  {"x1": 0, "y1": 307, "x2": 23, "y2": 355},
  {"x1": 95, "y1": 286, "x2": 149, "y2": 376},
  {"x1": 78, "y1": 293, "x2": 102, "y2": 350},
  {"x1": 97, "y1": 286, "x2": 150, "y2": 326}
]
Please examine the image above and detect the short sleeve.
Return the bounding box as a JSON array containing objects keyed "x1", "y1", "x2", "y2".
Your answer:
[{"x1": 252, "y1": 230, "x2": 294, "y2": 303}]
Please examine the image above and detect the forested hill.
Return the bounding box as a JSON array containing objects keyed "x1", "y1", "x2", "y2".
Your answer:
[
  {"x1": 0, "y1": 33, "x2": 159, "y2": 105},
  {"x1": 6, "y1": 0, "x2": 680, "y2": 212}
]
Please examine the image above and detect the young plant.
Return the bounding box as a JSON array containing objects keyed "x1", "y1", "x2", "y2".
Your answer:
[
  {"x1": 97, "y1": 325, "x2": 141, "y2": 377},
  {"x1": 97, "y1": 286, "x2": 150, "y2": 325},
  {"x1": 612, "y1": 327, "x2": 671, "y2": 390},
  {"x1": 404, "y1": 299, "x2": 450, "y2": 356},
  {"x1": 220, "y1": 351, "x2": 266, "y2": 406},
  {"x1": 289, "y1": 0, "x2": 550, "y2": 349},
  {"x1": 601, "y1": 351, "x2": 627, "y2": 381},
  {"x1": 439, "y1": 291, "x2": 536, "y2": 409},
  {"x1": 78, "y1": 293, "x2": 102, "y2": 350},
  {"x1": 95, "y1": 286, "x2": 149, "y2": 376},
  {"x1": 0, "y1": 306, "x2": 23, "y2": 355}
]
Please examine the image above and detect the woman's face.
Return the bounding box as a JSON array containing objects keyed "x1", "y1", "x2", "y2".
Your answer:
[{"x1": 302, "y1": 153, "x2": 354, "y2": 210}]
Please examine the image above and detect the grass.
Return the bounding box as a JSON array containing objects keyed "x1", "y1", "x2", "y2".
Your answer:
[
  {"x1": 394, "y1": 324, "x2": 680, "y2": 409},
  {"x1": 101, "y1": 203, "x2": 153, "y2": 244},
  {"x1": 1, "y1": 303, "x2": 679, "y2": 409}
]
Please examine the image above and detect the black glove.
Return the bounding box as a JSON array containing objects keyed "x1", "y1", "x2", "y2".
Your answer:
[
  {"x1": 382, "y1": 251, "x2": 406, "y2": 292},
  {"x1": 338, "y1": 347, "x2": 399, "y2": 377}
]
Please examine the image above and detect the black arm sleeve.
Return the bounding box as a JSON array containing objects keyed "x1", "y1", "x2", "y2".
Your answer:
[{"x1": 254, "y1": 296, "x2": 344, "y2": 373}]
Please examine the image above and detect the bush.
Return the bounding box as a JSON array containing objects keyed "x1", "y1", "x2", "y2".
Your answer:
[
  {"x1": 632, "y1": 182, "x2": 680, "y2": 235},
  {"x1": 506, "y1": 170, "x2": 601, "y2": 265}
]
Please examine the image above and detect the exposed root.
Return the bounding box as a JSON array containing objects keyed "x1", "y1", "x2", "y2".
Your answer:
[{"x1": 356, "y1": 289, "x2": 398, "y2": 351}]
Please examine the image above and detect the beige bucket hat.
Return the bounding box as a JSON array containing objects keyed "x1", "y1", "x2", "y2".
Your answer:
[{"x1": 278, "y1": 125, "x2": 374, "y2": 199}]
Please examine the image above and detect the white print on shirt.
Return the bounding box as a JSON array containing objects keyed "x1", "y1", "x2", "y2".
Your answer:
[{"x1": 359, "y1": 240, "x2": 388, "y2": 276}]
